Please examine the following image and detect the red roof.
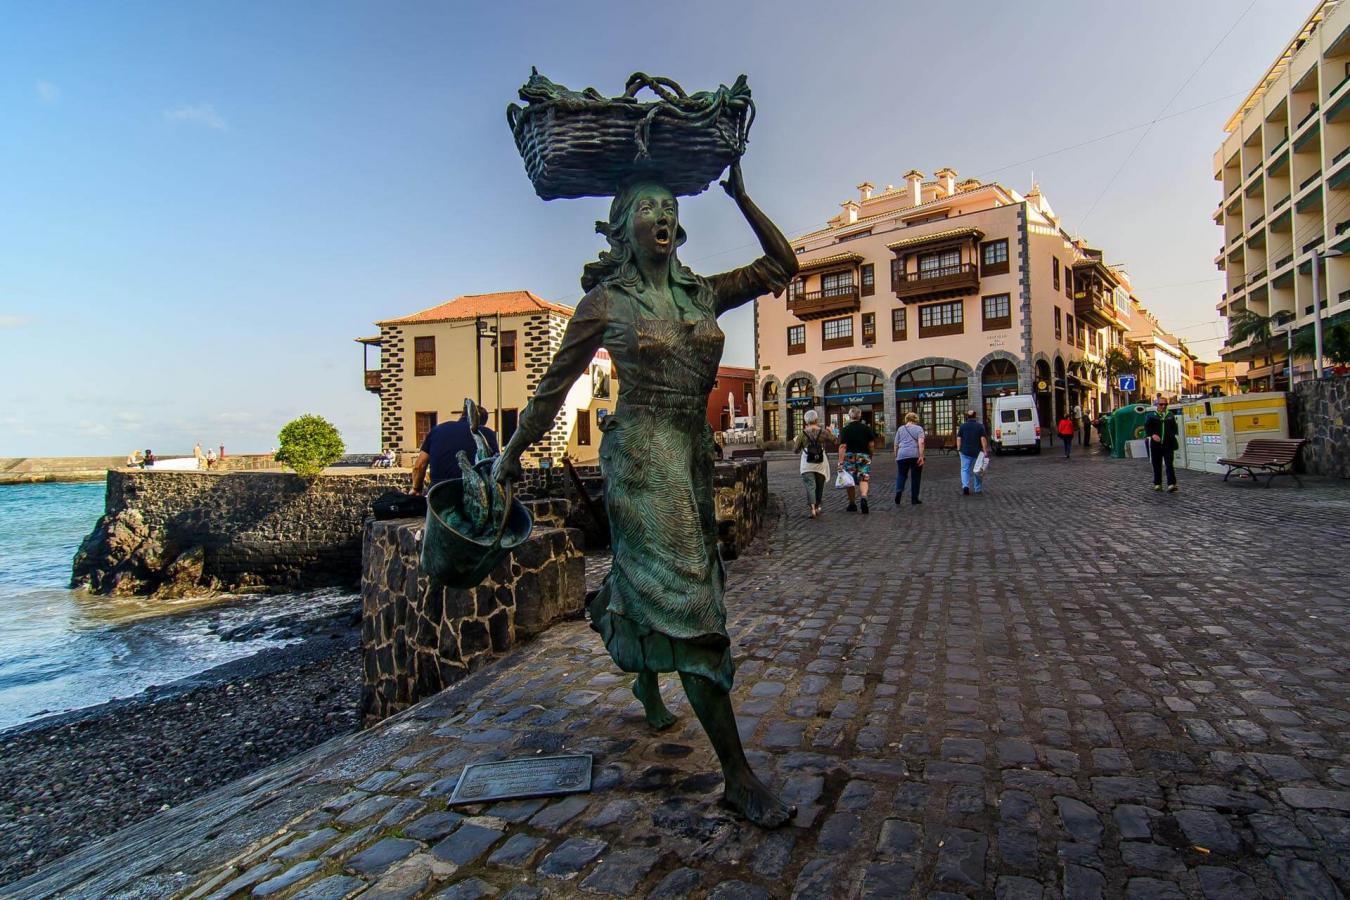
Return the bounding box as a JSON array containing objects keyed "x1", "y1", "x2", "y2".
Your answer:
[
  {"x1": 378, "y1": 291, "x2": 575, "y2": 326},
  {"x1": 716, "y1": 365, "x2": 756, "y2": 379}
]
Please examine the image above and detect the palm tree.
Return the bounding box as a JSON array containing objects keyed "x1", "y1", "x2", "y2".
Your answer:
[
  {"x1": 1226, "y1": 309, "x2": 1293, "y2": 356},
  {"x1": 1102, "y1": 346, "x2": 1152, "y2": 406},
  {"x1": 1292, "y1": 321, "x2": 1350, "y2": 367}
]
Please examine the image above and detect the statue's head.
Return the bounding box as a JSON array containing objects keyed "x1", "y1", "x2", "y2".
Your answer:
[
  {"x1": 582, "y1": 179, "x2": 694, "y2": 293},
  {"x1": 612, "y1": 181, "x2": 684, "y2": 263}
]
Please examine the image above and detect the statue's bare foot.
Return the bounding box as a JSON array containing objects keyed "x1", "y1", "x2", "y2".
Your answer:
[
  {"x1": 633, "y1": 673, "x2": 677, "y2": 730},
  {"x1": 723, "y1": 771, "x2": 795, "y2": 828}
]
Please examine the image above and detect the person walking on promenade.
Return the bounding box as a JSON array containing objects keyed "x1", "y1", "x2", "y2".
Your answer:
[
  {"x1": 1081, "y1": 407, "x2": 1093, "y2": 448},
  {"x1": 792, "y1": 409, "x2": 832, "y2": 518},
  {"x1": 1145, "y1": 396, "x2": 1180, "y2": 492},
  {"x1": 205, "y1": 447, "x2": 217, "y2": 469},
  {"x1": 957, "y1": 409, "x2": 989, "y2": 495},
  {"x1": 838, "y1": 406, "x2": 875, "y2": 514},
  {"x1": 193, "y1": 442, "x2": 205, "y2": 469},
  {"x1": 894, "y1": 411, "x2": 925, "y2": 506},
  {"x1": 1057, "y1": 412, "x2": 1075, "y2": 459}
]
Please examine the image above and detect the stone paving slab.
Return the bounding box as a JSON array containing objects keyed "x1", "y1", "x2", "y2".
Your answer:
[{"x1": 5, "y1": 452, "x2": 1349, "y2": 899}]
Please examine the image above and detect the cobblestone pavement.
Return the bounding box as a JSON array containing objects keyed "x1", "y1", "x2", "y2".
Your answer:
[{"x1": 8, "y1": 451, "x2": 1349, "y2": 899}]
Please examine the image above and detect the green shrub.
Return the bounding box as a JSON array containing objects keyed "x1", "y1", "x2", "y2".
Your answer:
[{"x1": 276, "y1": 414, "x2": 345, "y2": 478}]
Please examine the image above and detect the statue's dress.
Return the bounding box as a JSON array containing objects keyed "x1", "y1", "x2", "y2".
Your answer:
[{"x1": 514, "y1": 257, "x2": 787, "y2": 691}]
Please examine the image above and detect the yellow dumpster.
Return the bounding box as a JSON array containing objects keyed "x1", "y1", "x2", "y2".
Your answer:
[{"x1": 1178, "y1": 392, "x2": 1289, "y2": 474}]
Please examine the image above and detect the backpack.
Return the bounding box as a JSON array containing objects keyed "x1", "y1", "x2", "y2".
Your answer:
[
  {"x1": 804, "y1": 431, "x2": 824, "y2": 464},
  {"x1": 371, "y1": 490, "x2": 427, "y2": 521}
]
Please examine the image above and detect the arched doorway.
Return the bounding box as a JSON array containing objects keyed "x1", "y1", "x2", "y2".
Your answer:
[
  {"x1": 1053, "y1": 357, "x2": 1067, "y2": 430},
  {"x1": 823, "y1": 371, "x2": 885, "y2": 436},
  {"x1": 895, "y1": 364, "x2": 968, "y2": 441},
  {"x1": 1035, "y1": 359, "x2": 1052, "y2": 443},
  {"x1": 761, "y1": 381, "x2": 780, "y2": 443},
  {"x1": 785, "y1": 377, "x2": 814, "y2": 441},
  {"x1": 980, "y1": 358, "x2": 1020, "y2": 425},
  {"x1": 1067, "y1": 361, "x2": 1087, "y2": 416}
]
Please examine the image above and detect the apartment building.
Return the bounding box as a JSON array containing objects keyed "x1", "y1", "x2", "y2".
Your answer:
[
  {"x1": 358, "y1": 291, "x2": 615, "y2": 466},
  {"x1": 1215, "y1": 0, "x2": 1350, "y2": 389},
  {"x1": 755, "y1": 169, "x2": 1139, "y2": 446}
]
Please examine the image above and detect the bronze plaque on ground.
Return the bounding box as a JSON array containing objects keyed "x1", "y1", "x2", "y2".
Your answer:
[{"x1": 449, "y1": 754, "x2": 593, "y2": 804}]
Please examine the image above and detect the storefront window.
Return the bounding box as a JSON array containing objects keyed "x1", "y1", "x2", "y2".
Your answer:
[
  {"x1": 895, "y1": 365, "x2": 968, "y2": 439},
  {"x1": 824, "y1": 372, "x2": 885, "y2": 437}
]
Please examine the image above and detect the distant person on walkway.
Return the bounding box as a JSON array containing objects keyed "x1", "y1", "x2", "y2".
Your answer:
[
  {"x1": 205, "y1": 447, "x2": 217, "y2": 469},
  {"x1": 894, "y1": 411, "x2": 925, "y2": 506},
  {"x1": 193, "y1": 442, "x2": 205, "y2": 468},
  {"x1": 1145, "y1": 397, "x2": 1180, "y2": 493},
  {"x1": 411, "y1": 410, "x2": 498, "y2": 496},
  {"x1": 957, "y1": 409, "x2": 989, "y2": 495},
  {"x1": 142, "y1": 449, "x2": 155, "y2": 469},
  {"x1": 1081, "y1": 409, "x2": 1093, "y2": 448},
  {"x1": 1057, "y1": 413, "x2": 1075, "y2": 459},
  {"x1": 793, "y1": 409, "x2": 832, "y2": 519},
  {"x1": 838, "y1": 406, "x2": 876, "y2": 514}
]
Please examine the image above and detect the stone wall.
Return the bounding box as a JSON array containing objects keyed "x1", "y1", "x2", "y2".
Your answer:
[
  {"x1": 1290, "y1": 375, "x2": 1350, "y2": 478},
  {"x1": 714, "y1": 458, "x2": 769, "y2": 558},
  {"x1": 72, "y1": 469, "x2": 407, "y2": 596},
  {"x1": 360, "y1": 519, "x2": 585, "y2": 724}
]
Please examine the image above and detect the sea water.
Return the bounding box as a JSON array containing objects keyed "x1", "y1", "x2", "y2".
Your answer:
[{"x1": 0, "y1": 481, "x2": 358, "y2": 732}]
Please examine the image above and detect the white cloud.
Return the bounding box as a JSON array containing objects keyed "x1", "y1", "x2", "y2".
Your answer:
[
  {"x1": 36, "y1": 81, "x2": 60, "y2": 104},
  {"x1": 76, "y1": 420, "x2": 111, "y2": 438},
  {"x1": 164, "y1": 103, "x2": 228, "y2": 132},
  {"x1": 0, "y1": 314, "x2": 31, "y2": 329}
]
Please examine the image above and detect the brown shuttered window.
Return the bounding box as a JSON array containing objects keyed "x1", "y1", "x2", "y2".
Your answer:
[
  {"x1": 892, "y1": 307, "x2": 907, "y2": 341},
  {"x1": 980, "y1": 239, "x2": 1009, "y2": 276},
  {"x1": 414, "y1": 336, "x2": 435, "y2": 376},
  {"x1": 861, "y1": 263, "x2": 875, "y2": 296},
  {"x1": 918, "y1": 300, "x2": 964, "y2": 338},
  {"x1": 787, "y1": 324, "x2": 806, "y2": 355},
  {"x1": 982, "y1": 294, "x2": 1011, "y2": 331},
  {"x1": 862, "y1": 312, "x2": 876, "y2": 343},
  {"x1": 496, "y1": 330, "x2": 517, "y2": 371},
  {"x1": 577, "y1": 410, "x2": 591, "y2": 446},
  {"x1": 822, "y1": 315, "x2": 854, "y2": 350}
]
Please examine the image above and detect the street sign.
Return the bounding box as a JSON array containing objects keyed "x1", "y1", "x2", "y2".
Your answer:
[{"x1": 1118, "y1": 374, "x2": 1137, "y2": 392}]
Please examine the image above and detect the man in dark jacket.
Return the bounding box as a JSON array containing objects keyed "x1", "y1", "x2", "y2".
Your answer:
[
  {"x1": 411, "y1": 410, "x2": 498, "y2": 496},
  {"x1": 1144, "y1": 397, "x2": 1180, "y2": 493}
]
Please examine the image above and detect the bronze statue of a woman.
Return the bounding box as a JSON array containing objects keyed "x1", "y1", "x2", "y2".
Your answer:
[{"x1": 493, "y1": 162, "x2": 798, "y2": 827}]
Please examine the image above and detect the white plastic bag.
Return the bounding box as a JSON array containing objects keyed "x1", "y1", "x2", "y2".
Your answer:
[
  {"x1": 973, "y1": 451, "x2": 989, "y2": 474},
  {"x1": 834, "y1": 469, "x2": 855, "y2": 489}
]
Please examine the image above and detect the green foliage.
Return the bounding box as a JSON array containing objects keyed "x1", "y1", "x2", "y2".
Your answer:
[
  {"x1": 1293, "y1": 322, "x2": 1350, "y2": 366},
  {"x1": 1227, "y1": 309, "x2": 1292, "y2": 353},
  {"x1": 275, "y1": 414, "x2": 345, "y2": 478}
]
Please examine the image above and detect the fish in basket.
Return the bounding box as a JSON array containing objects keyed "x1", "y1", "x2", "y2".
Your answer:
[
  {"x1": 507, "y1": 69, "x2": 755, "y2": 199},
  {"x1": 421, "y1": 398, "x2": 533, "y2": 589}
]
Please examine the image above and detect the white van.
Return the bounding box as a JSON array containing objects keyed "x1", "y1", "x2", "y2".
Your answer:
[{"x1": 991, "y1": 394, "x2": 1041, "y2": 454}]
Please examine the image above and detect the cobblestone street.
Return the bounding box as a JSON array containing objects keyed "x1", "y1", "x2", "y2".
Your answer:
[{"x1": 10, "y1": 450, "x2": 1350, "y2": 899}]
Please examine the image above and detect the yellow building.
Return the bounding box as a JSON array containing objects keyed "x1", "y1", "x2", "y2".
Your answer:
[
  {"x1": 1215, "y1": 0, "x2": 1350, "y2": 388},
  {"x1": 358, "y1": 291, "x2": 615, "y2": 465}
]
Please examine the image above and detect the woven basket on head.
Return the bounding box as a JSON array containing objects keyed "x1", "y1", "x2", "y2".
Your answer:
[{"x1": 508, "y1": 71, "x2": 755, "y2": 200}]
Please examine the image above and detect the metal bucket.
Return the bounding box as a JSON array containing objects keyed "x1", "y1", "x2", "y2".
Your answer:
[{"x1": 421, "y1": 463, "x2": 533, "y2": 589}]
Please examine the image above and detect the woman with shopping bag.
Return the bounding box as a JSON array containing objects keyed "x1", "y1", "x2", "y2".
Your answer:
[{"x1": 792, "y1": 409, "x2": 833, "y2": 519}]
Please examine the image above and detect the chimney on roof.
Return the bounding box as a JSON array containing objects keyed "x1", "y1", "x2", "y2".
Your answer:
[
  {"x1": 841, "y1": 199, "x2": 860, "y2": 224},
  {"x1": 936, "y1": 167, "x2": 957, "y2": 196},
  {"x1": 857, "y1": 182, "x2": 874, "y2": 202},
  {"x1": 904, "y1": 170, "x2": 924, "y2": 206}
]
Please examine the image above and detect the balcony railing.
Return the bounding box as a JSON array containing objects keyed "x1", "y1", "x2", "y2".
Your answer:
[
  {"x1": 1074, "y1": 287, "x2": 1123, "y2": 328},
  {"x1": 1247, "y1": 160, "x2": 1263, "y2": 180},
  {"x1": 1268, "y1": 136, "x2": 1289, "y2": 157},
  {"x1": 1297, "y1": 103, "x2": 1321, "y2": 129},
  {"x1": 1273, "y1": 195, "x2": 1291, "y2": 212},
  {"x1": 364, "y1": 370, "x2": 382, "y2": 392},
  {"x1": 892, "y1": 262, "x2": 979, "y2": 303},
  {"x1": 1299, "y1": 171, "x2": 1322, "y2": 191},
  {"x1": 1249, "y1": 214, "x2": 1265, "y2": 230},
  {"x1": 1302, "y1": 237, "x2": 1325, "y2": 254},
  {"x1": 1336, "y1": 145, "x2": 1350, "y2": 167},
  {"x1": 787, "y1": 285, "x2": 860, "y2": 320}
]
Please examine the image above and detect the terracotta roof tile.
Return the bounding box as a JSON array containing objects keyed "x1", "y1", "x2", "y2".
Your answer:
[{"x1": 378, "y1": 290, "x2": 575, "y2": 326}]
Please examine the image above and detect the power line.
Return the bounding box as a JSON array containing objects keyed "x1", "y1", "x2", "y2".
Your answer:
[{"x1": 1076, "y1": 0, "x2": 1258, "y2": 231}]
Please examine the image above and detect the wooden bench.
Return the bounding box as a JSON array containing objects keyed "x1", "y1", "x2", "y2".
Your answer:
[{"x1": 1218, "y1": 438, "x2": 1307, "y2": 487}]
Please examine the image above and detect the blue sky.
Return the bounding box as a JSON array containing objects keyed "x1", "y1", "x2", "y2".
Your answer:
[{"x1": 1, "y1": 0, "x2": 1311, "y2": 455}]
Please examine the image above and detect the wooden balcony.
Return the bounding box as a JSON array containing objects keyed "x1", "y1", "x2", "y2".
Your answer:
[
  {"x1": 1074, "y1": 288, "x2": 1123, "y2": 329},
  {"x1": 892, "y1": 263, "x2": 979, "y2": 303},
  {"x1": 787, "y1": 285, "x2": 860, "y2": 320},
  {"x1": 364, "y1": 370, "x2": 382, "y2": 392}
]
